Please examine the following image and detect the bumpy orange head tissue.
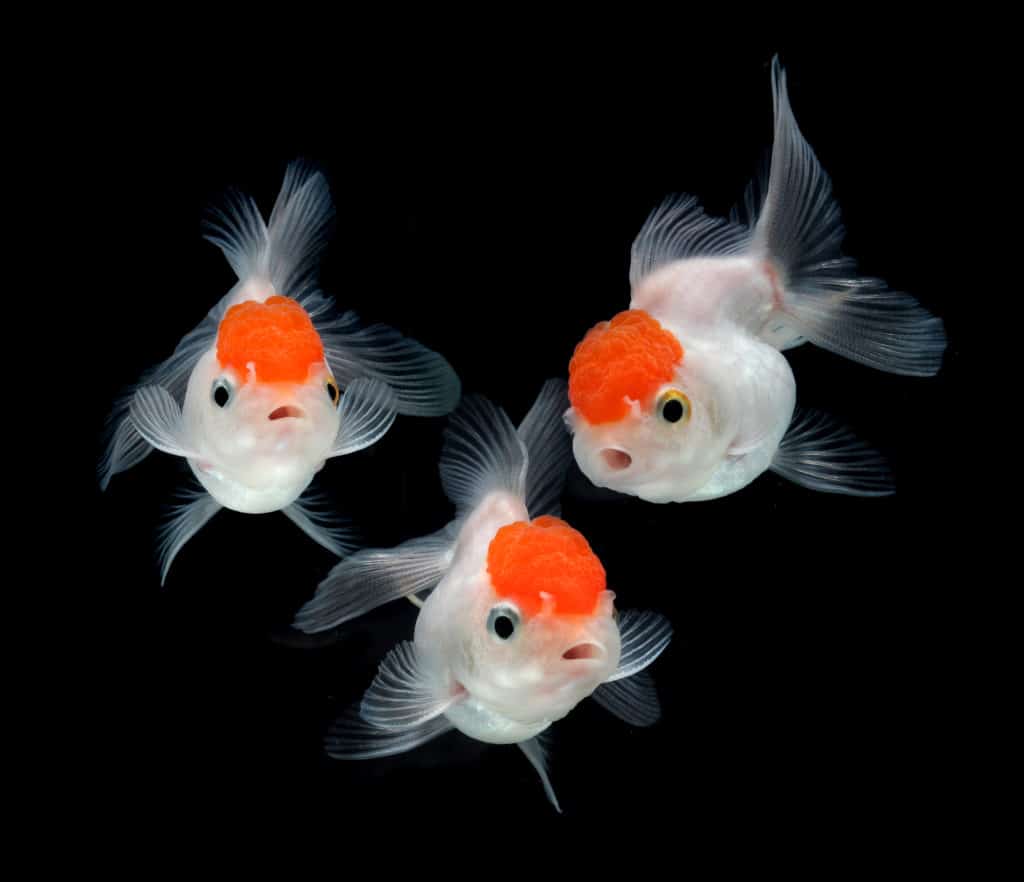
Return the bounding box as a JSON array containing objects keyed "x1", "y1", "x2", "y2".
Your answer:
[
  {"x1": 217, "y1": 297, "x2": 325, "y2": 384},
  {"x1": 568, "y1": 309, "x2": 683, "y2": 425},
  {"x1": 486, "y1": 516, "x2": 606, "y2": 617}
]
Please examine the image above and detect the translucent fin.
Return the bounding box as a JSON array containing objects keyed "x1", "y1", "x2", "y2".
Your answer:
[
  {"x1": 264, "y1": 160, "x2": 335, "y2": 302},
  {"x1": 517, "y1": 379, "x2": 572, "y2": 519},
  {"x1": 777, "y1": 278, "x2": 946, "y2": 377},
  {"x1": 325, "y1": 707, "x2": 454, "y2": 760},
  {"x1": 102, "y1": 160, "x2": 335, "y2": 489},
  {"x1": 771, "y1": 409, "x2": 894, "y2": 496},
  {"x1": 609, "y1": 610, "x2": 673, "y2": 682},
  {"x1": 740, "y1": 56, "x2": 945, "y2": 376},
  {"x1": 99, "y1": 416, "x2": 153, "y2": 491},
  {"x1": 359, "y1": 641, "x2": 462, "y2": 730},
  {"x1": 330, "y1": 378, "x2": 398, "y2": 457},
  {"x1": 128, "y1": 386, "x2": 196, "y2": 459},
  {"x1": 293, "y1": 528, "x2": 455, "y2": 633},
  {"x1": 319, "y1": 310, "x2": 461, "y2": 417},
  {"x1": 202, "y1": 189, "x2": 268, "y2": 284},
  {"x1": 202, "y1": 159, "x2": 334, "y2": 302},
  {"x1": 440, "y1": 395, "x2": 527, "y2": 515},
  {"x1": 519, "y1": 735, "x2": 561, "y2": 813},
  {"x1": 629, "y1": 193, "x2": 751, "y2": 287},
  {"x1": 157, "y1": 489, "x2": 222, "y2": 586},
  {"x1": 99, "y1": 317, "x2": 218, "y2": 489},
  {"x1": 282, "y1": 493, "x2": 359, "y2": 558},
  {"x1": 592, "y1": 670, "x2": 661, "y2": 727}
]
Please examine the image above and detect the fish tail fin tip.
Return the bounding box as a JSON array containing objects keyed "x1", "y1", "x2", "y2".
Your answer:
[
  {"x1": 202, "y1": 159, "x2": 334, "y2": 302},
  {"x1": 741, "y1": 56, "x2": 946, "y2": 376}
]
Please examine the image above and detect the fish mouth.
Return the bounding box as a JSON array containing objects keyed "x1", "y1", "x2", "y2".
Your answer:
[
  {"x1": 268, "y1": 405, "x2": 305, "y2": 421},
  {"x1": 562, "y1": 642, "x2": 605, "y2": 662},
  {"x1": 600, "y1": 448, "x2": 632, "y2": 471}
]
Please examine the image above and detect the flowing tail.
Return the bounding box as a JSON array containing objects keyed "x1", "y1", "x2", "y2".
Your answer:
[{"x1": 735, "y1": 56, "x2": 946, "y2": 376}]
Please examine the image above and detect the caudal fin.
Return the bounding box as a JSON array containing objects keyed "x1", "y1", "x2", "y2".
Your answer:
[
  {"x1": 737, "y1": 57, "x2": 946, "y2": 377},
  {"x1": 439, "y1": 395, "x2": 528, "y2": 516},
  {"x1": 516, "y1": 379, "x2": 572, "y2": 519},
  {"x1": 202, "y1": 159, "x2": 334, "y2": 304}
]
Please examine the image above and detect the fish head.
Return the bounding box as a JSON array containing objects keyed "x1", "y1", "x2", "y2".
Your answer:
[
  {"x1": 566, "y1": 309, "x2": 729, "y2": 502},
  {"x1": 450, "y1": 516, "x2": 621, "y2": 726},
  {"x1": 182, "y1": 297, "x2": 341, "y2": 505}
]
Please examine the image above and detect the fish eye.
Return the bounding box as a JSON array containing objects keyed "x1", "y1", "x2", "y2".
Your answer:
[
  {"x1": 326, "y1": 377, "x2": 340, "y2": 407},
  {"x1": 487, "y1": 605, "x2": 520, "y2": 640},
  {"x1": 657, "y1": 389, "x2": 691, "y2": 425},
  {"x1": 212, "y1": 378, "x2": 233, "y2": 408}
]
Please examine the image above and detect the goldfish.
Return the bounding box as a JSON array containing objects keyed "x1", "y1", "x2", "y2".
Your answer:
[
  {"x1": 99, "y1": 161, "x2": 460, "y2": 582},
  {"x1": 293, "y1": 380, "x2": 672, "y2": 810},
  {"x1": 566, "y1": 57, "x2": 947, "y2": 503}
]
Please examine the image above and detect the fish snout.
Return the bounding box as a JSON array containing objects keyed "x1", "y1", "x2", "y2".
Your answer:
[{"x1": 268, "y1": 405, "x2": 306, "y2": 421}]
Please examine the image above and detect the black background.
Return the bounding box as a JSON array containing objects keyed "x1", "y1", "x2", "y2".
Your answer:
[{"x1": 74, "y1": 40, "x2": 970, "y2": 853}]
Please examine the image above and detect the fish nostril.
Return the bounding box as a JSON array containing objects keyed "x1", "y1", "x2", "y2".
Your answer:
[
  {"x1": 563, "y1": 643, "x2": 604, "y2": 662},
  {"x1": 601, "y1": 449, "x2": 632, "y2": 471},
  {"x1": 268, "y1": 405, "x2": 304, "y2": 421}
]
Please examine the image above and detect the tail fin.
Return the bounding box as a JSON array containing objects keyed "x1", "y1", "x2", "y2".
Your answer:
[
  {"x1": 202, "y1": 159, "x2": 334, "y2": 304},
  {"x1": 516, "y1": 379, "x2": 572, "y2": 519},
  {"x1": 737, "y1": 57, "x2": 946, "y2": 377},
  {"x1": 439, "y1": 381, "x2": 574, "y2": 518},
  {"x1": 439, "y1": 395, "x2": 527, "y2": 516}
]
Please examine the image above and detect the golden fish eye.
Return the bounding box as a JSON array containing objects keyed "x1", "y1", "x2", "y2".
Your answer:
[
  {"x1": 326, "y1": 377, "x2": 340, "y2": 407},
  {"x1": 657, "y1": 389, "x2": 691, "y2": 425}
]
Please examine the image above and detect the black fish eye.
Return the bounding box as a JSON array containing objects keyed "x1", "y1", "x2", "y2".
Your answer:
[
  {"x1": 326, "y1": 378, "x2": 340, "y2": 407},
  {"x1": 212, "y1": 379, "x2": 233, "y2": 408},
  {"x1": 487, "y1": 606, "x2": 520, "y2": 640},
  {"x1": 662, "y1": 398, "x2": 684, "y2": 422}
]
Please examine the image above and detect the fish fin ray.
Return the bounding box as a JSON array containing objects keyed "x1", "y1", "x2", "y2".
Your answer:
[
  {"x1": 202, "y1": 159, "x2": 333, "y2": 303},
  {"x1": 99, "y1": 319, "x2": 217, "y2": 489},
  {"x1": 264, "y1": 160, "x2": 335, "y2": 302},
  {"x1": 359, "y1": 641, "x2": 461, "y2": 730},
  {"x1": 440, "y1": 395, "x2": 527, "y2": 515},
  {"x1": 592, "y1": 670, "x2": 661, "y2": 727},
  {"x1": 283, "y1": 493, "x2": 360, "y2": 558},
  {"x1": 320, "y1": 311, "x2": 461, "y2": 417},
  {"x1": 609, "y1": 610, "x2": 673, "y2": 682},
  {"x1": 771, "y1": 408, "x2": 894, "y2": 496},
  {"x1": 157, "y1": 488, "x2": 222, "y2": 585},
  {"x1": 517, "y1": 379, "x2": 572, "y2": 519},
  {"x1": 128, "y1": 385, "x2": 196, "y2": 458},
  {"x1": 741, "y1": 57, "x2": 945, "y2": 375},
  {"x1": 330, "y1": 378, "x2": 398, "y2": 457},
  {"x1": 293, "y1": 527, "x2": 455, "y2": 632},
  {"x1": 324, "y1": 707, "x2": 454, "y2": 760},
  {"x1": 518, "y1": 734, "x2": 561, "y2": 813},
  {"x1": 629, "y1": 193, "x2": 751, "y2": 287}
]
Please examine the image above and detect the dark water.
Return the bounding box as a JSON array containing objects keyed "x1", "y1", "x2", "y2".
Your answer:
[{"x1": 77, "y1": 46, "x2": 966, "y2": 849}]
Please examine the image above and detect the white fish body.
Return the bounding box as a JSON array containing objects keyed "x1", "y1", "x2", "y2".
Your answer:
[
  {"x1": 294, "y1": 382, "x2": 671, "y2": 809},
  {"x1": 101, "y1": 161, "x2": 461, "y2": 581},
  {"x1": 567, "y1": 57, "x2": 946, "y2": 504},
  {"x1": 629, "y1": 256, "x2": 797, "y2": 501}
]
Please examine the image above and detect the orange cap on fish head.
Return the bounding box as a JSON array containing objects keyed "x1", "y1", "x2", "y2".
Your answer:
[
  {"x1": 486, "y1": 516, "x2": 606, "y2": 617},
  {"x1": 217, "y1": 296, "x2": 325, "y2": 384},
  {"x1": 568, "y1": 309, "x2": 683, "y2": 424}
]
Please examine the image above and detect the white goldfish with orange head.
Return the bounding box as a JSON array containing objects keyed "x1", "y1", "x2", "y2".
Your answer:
[
  {"x1": 567, "y1": 57, "x2": 946, "y2": 503},
  {"x1": 100, "y1": 161, "x2": 461, "y2": 582},
  {"x1": 294, "y1": 380, "x2": 672, "y2": 810}
]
